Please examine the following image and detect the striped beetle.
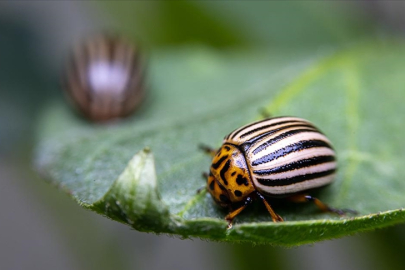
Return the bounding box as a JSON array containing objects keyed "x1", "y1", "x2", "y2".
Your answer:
[
  {"x1": 64, "y1": 34, "x2": 144, "y2": 122},
  {"x1": 202, "y1": 116, "x2": 354, "y2": 228}
]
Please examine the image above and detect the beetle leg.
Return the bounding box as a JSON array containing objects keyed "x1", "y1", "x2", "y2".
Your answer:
[
  {"x1": 225, "y1": 197, "x2": 254, "y2": 229},
  {"x1": 199, "y1": 144, "x2": 218, "y2": 157},
  {"x1": 225, "y1": 205, "x2": 247, "y2": 229},
  {"x1": 197, "y1": 172, "x2": 211, "y2": 194},
  {"x1": 256, "y1": 192, "x2": 284, "y2": 222},
  {"x1": 288, "y1": 194, "x2": 357, "y2": 216},
  {"x1": 196, "y1": 186, "x2": 206, "y2": 194}
]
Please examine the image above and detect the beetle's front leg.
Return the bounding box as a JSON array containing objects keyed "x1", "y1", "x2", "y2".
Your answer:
[
  {"x1": 199, "y1": 144, "x2": 218, "y2": 157},
  {"x1": 225, "y1": 205, "x2": 247, "y2": 229},
  {"x1": 196, "y1": 172, "x2": 210, "y2": 194},
  {"x1": 225, "y1": 197, "x2": 254, "y2": 229}
]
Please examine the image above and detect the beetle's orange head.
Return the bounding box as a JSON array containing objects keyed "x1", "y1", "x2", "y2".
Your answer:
[{"x1": 207, "y1": 144, "x2": 255, "y2": 208}]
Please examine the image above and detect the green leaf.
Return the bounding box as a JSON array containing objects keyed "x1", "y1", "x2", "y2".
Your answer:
[{"x1": 35, "y1": 42, "x2": 405, "y2": 246}]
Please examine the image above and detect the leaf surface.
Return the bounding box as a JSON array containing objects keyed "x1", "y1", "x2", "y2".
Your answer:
[{"x1": 35, "y1": 43, "x2": 405, "y2": 246}]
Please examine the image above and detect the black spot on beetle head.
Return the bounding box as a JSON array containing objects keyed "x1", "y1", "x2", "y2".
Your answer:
[
  {"x1": 209, "y1": 180, "x2": 215, "y2": 191},
  {"x1": 236, "y1": 174, "x2": 249, "y2": 186},
  {"x1": 219, "y1": 194, "x2": 230, "y2": 203}
]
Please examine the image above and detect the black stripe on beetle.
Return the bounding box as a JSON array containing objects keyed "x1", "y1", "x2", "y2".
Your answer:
[
  {"x1": 229, "y1": 118, "x2": 275, "y2": 139},
  {"x1": 257, "y1": 169, "x2": 336, "y2": 187},
  {"x1": 228, "y1": 116, "x2": 289, "y2": 140},
  {"x1": 238, "y1": 120, "x2": 311, "y2": 139},
  {"x1": 251, "y1": 140, "x2": 332, "y2": 166},
  {"x1": 243, "y1": 124, "x2": 319, "y2": 147},
  {"x1": 251, "y1": 127, "x2": 320, "y2": 155},
  {"x1": 253, "y1": 155, "x2": 336, "y2": 175}
]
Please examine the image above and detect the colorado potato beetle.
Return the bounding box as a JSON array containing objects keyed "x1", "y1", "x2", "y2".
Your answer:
[
  {"x1": 203, "y1": 116, "x2": 354, "y2": 228},
  {"x1": 64, "y1": 34, "x2": 144, "y2": 122}
]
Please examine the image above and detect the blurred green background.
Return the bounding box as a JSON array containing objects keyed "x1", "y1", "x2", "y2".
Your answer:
[{"x1": 1, "y1": 1, "x2": 405, "y2": 270}]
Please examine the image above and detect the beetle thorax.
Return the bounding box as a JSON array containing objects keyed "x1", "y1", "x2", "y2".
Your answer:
[{"x1": 208, "y1": 144, "x2": 255, "y2": 207}]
